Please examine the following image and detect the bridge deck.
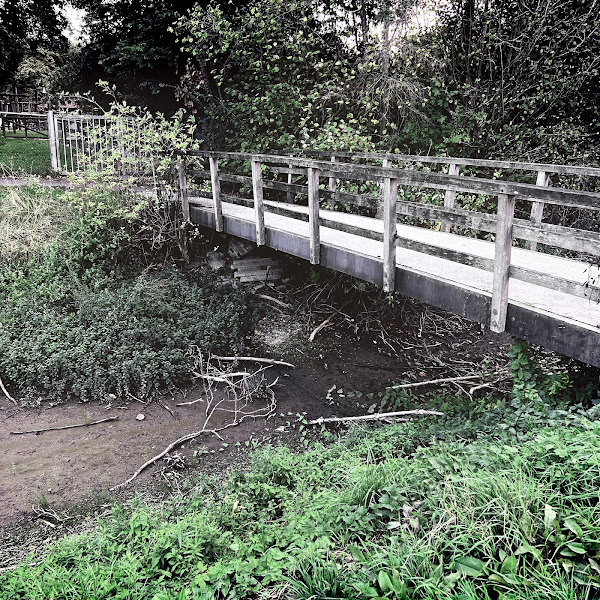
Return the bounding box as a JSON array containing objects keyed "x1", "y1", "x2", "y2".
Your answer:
[{"x1": 190, "y1": 195, "x2": 600, "y2": 367}]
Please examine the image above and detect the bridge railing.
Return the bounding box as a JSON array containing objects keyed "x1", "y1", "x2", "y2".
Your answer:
[
  {"x1": 182, "y1": 151, "x2": 600, "y2": 333},
  {"x1": 301, "y1": 150, "x2": 600, "y2": 250}
]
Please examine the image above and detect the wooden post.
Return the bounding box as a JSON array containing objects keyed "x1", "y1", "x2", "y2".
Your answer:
[
  {"x1": 441, "y1": 163, "x2": 459, "y2": 232},
  {"x1": 178, "y1": 158, "x2": 190, "y2": 222},
  {"x1": 308, "y1": 166, "x2": 320, "y2": 264},
  {"x1": 526, "y1": 170, "x2": 549, "y2": 251},
  {"x1": 376, "y1": 158, "x2": 392, "y2": 219},
  {"x1": 328, "y1": 155, "x2": 337, "y2": 208},
  {"x1": 382, "y1": 176, "x2": 398, "y2": 292},
  {"x1": 251, "y1": 159, "x2": 266, "y2": 245},
  {"x1": 286, "y1": 163, "x2": 294, "y2": 203},
  {"x1": 490, "y1": 193, "x2": 515, "y2": 333},
  {"x1": 209, "y1": 157, "x2": 223, "y2": 232},
  {"x1": 47, "y1": 111, "x2": 59, "y2": 171}
]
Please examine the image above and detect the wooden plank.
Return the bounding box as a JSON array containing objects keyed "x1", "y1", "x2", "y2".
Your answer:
[
  {"x1": 393, "y1": 237, "x2": 593, "y2": 299},
  {"x1": 190, "y1": 187, "x2": 597, "y2": 257},
  {"x1": 178, "y1": 159, "x2": 190, "y2": 221},
  {"x1": 526, "y1": 170, "x2": 549, "y2": 251},
  {"x1": 308, "y1": 167, "x2": 320, "y2": 264},
  {"x1": 209, "y1": 157, "x2": 223, "y2": 232},
  {"x1": 232, "y1": 258, "x2": 279, "y2": 270},
  {"x1": 490, "y1": 194, "x2": 515, "y2": 333},
  {"x1": 319, "y1": 217, "x2": 382, "y2": 241},
  {"x1": 441, "y1": 163, "x2": 459, "y2": 232},
  {"x1": 395, "y1": 199, "x2": 599, "y2": 256},
  {"x1": 382, "y1": 176, "x2": 398, "y2": 292},
  {"x1": 251, "y1": 159, "x2": 266, "y2": 245}
]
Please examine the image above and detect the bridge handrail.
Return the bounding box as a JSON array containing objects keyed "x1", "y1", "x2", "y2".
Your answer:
[
  {"x1": 298, "y1": 150, "x2": 600, "y2": 179},
  {"x1": 187, "y1": 151, "x2": 600, "y2": 210}
]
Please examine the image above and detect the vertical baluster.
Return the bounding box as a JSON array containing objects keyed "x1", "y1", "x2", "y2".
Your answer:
[
  {"x1": 382, "y1": 175, "x2": 398, "y2": 292},
  {"x1": 441, "y1": 163, "x2": 459, "y2": 232},
  {"x1": 209, "y1": 157, "x2": 223, "y2": 232},
  {"x1": 526, "y1": 171, "x2": 549, "y2": 251},
  {"x1": 286, "y1": 163, "x2": 294, "y2": 203},
  {"x1": 328, "y1": 155, "x2": 337, "y2": 208}
]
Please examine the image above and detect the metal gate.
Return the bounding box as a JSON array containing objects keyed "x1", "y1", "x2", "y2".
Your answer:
[{"x1": 47, "y1": 111, "x2": 150, "y2": 175}]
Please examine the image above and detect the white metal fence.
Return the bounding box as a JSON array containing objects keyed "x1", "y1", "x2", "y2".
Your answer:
[{"x1": 47, "y1": 111, "x2": 151, "y2": 175}]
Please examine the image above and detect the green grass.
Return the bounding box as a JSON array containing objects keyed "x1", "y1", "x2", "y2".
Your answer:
[
  {"x1": 2, "y1": 420, "x2": 600, "y2": 599},
  {"x1": 0, "y1": 135, "x2": 53, "y2": 176},
  {"x1": 0, "y1": 184, "x2": 71, "y2": 257}
]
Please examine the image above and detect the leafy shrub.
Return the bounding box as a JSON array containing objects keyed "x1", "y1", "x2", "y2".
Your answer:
[{"x1": 0, "y1": 267, "x2": 257, "y2": 401}]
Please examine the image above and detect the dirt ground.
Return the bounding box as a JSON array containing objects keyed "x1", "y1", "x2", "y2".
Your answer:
[{"x1": 0, "y1": 271, "x2": 512, "y2": 561}]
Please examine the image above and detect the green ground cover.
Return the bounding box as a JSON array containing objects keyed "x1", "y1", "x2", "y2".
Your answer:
[
  {"x1": 2, "y1": 417, "x2": 600, "y2": 600},
  {"x1": 0, "y1": 185, "x2": 257, "y2": 402}
]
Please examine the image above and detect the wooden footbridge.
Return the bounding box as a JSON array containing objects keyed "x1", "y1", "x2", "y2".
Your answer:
[{"x1": 178, "y1": 151, "x2": 600, "y2": 366}]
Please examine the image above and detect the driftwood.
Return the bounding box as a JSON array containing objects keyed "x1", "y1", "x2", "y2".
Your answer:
[
  {"x1": 211, "y1": 356, "x2": 295, "y2": 368},
  {"x1": 0, "y1": 374, "x2": 17, "y2": 405},
  {"x1": 386, "y1": 374, "x2": 481, "y2": 390},
  {"x1": 308, "y1": 409, "x2": 444, "y2": 425},
  {"x1": 112, "y1": 360, "x2": 278, "y2": 490},
  {"x1": 192, "y1": 371, "x2": 250, "y2": 382},
  {"x1": 11, "y1": 416, "x2": 118, "y2": 436}
]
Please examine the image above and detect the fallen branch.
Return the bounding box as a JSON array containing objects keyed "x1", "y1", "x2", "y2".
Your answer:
[
  {"x1": 192, "y1": 371, "x2": 250, "y2": 383},
  {"x1": 158, "y1": 400, "x2": 177, "y2": 419},
  {"x1": 255, "y1": 294, "x2": 290, "y2": 309},
  {"x1": 309, "y1": 315, "x2": 334, "y2": 342},
  {"x1": 0, "y1": 374, "x2": 17, "y2": 405},
  {"x1": 176, "y1": 397, "x2": 205, "y2": 407},
  {"x1": 386, "y1": 374, "x2": 481, "y2": 390},
  {"x1": 11, "y1": 416, "x2": 119, "y2": 436},
  {"x1": 211, "y1": 356, "x2": 295, "y2": 368},
  {"x1": 308, "y1": 409, "x2": 444, "y2": 425},
  {"x1": 111, "y1": 401, "x2": 276, "y2": 491}
]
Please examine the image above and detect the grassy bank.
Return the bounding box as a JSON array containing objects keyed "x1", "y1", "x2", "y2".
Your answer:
[{"x1": 2, "y1": 419, "x2": 600, "y2": 599}]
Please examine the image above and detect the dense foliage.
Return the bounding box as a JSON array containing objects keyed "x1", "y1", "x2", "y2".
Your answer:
[
  {"x1": 0, "y1": 185, "x2": 257, "y2": 402},
  {"x1": 3, "y1": 416, "x2": 600, "y2": 598},
  {"x1": 0, "y1": 0, "x2": 68, "y2": 92}
]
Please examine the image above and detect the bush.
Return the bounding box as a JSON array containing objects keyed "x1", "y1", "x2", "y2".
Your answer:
[
  {"x1": 0, "y1": 266, "x2": 257, "y2": 402},
  {"x1": 0, "y1": 184, "x2": 257, "y2": 402}
]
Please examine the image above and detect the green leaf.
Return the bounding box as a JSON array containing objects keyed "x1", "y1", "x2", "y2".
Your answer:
[
  {"x1": 564, "y1": 518, "x2": 584, "y2": 539},
  {"x1": 544, "y1": 505, "x2": 558, "y2": 532},
  {"x1": 455, "y1": 556, "x2": 485, "y2": 577},
  {"x1": 501, "y1": 555, "x2": 518, "y2": 575},
  {"x1": 566, "y1": 542, "x2": 587, "y2": 555},
  {"x1": 378, "y1": 570, "x2": 393, "y2": 592}
]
